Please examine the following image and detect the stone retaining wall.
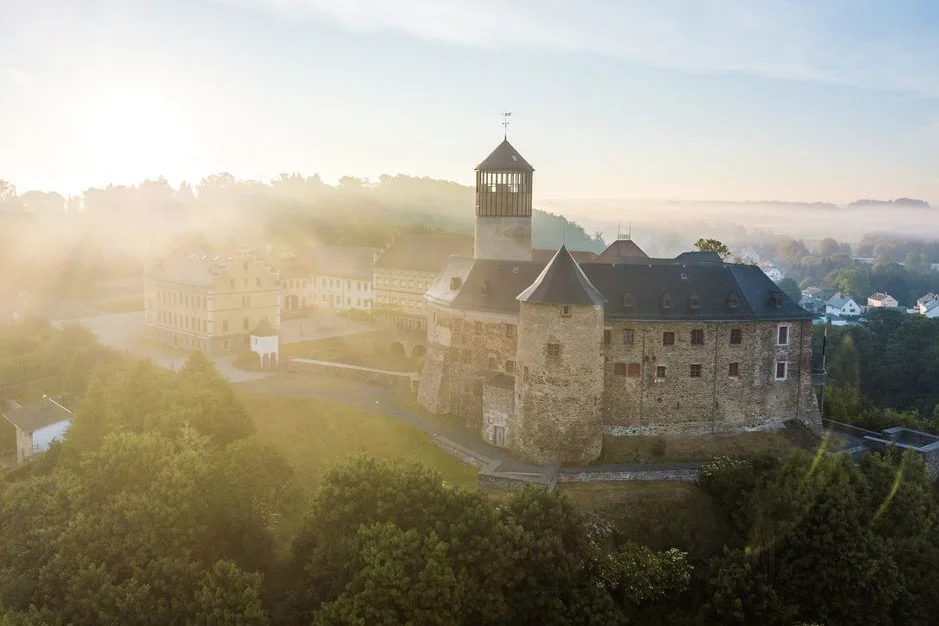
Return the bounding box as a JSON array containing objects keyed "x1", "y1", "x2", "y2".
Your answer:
[
  {"x1": 429, "y1": 435, "x2": 491, "y2": 470},
  {"x1": 286, "y1": 358, "x2": 417, "y2": 392},
  {"x1": 558, "y1": 468, "x2": 699, "y2": 482}
]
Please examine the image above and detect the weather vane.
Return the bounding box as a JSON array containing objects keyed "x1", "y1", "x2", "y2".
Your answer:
[{"x1": 502, "y1": 109, "x2": 512, "y2": 139}]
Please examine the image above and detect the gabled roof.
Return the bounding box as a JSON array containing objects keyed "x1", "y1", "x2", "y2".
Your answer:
[
  {"x1": 374, "y1": 233, "x2": 473, "y2": 272},
  {"x1": 313, "y1": 245, "x2": 376, "y2": 280},
  {"x1": 432, "y1": 253, "x2": 811, "y2": 321},
  {"x1": 517, "y1": 246, "x2": 606, "y2": 306},
  {"x1": 1, "y1": 398, "x2": 72, "y2": 434},
  {"x1": 476, "y1": 139, "x2": 534, "y2": 172},
  {"x1": 590, "y1": 239, "x2": 649, "y2": 263},
  {"x1": 532, "y1": 248, "x2": 597, "y2": 264},
  {"x1": 827, "y1": 293, "x2": 855, "y2": 308},
  {"x1": 868, "y1": 292, "x2": 894, "y2": 301},
  {"x1": 251, "y1": 318, "x2": 278, "y2": 337}
]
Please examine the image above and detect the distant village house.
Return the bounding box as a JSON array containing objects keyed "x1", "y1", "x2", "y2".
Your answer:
[
  {"x1": 826, "y1": 293, "x2": 861, "y2": 317},
  {"x1": 916, "y1": 293, "x2": 939, "y2": 319},
  {"x1": 867, "y1": 292, "x2": 899, "y2": 309}
]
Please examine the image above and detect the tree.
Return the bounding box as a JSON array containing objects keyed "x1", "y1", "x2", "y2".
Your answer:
[
  {"x1": 693, "y1": 238, "x2": 732, "y2": 261},
  {"x1": 777, "y1": 277, "x2": 801, "y2": 304}
]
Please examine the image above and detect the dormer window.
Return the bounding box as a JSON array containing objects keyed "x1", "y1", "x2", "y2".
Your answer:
[
  {"x1": 481, "y1": 280, "x2": 490, "y2": 298},
  {"x1": 769, "y1": 291, "x2": 783, "y2": 308},
  {"x1": 450, "y1": 277, "x2": 462, "y2": 290},
  {"x1": 727, "y1": 294, "x2": 739, "y2": 308},
  {"x1": 560, "y1": 305, "x2": 571, "y2": 317},
  {"x1": 622, "y1": 293, "x2": 634, "y2": 309},
  {"x1": 661, "y1": 293, "x2": 672, "y2": 310},
  {"x1": 688, "y1": 294, "x2": 699, "y2": 310}
]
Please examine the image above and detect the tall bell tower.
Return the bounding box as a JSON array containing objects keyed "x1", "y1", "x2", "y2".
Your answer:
[{"x1": 474, "y1": 136, "x2": 534, "y2": 261}]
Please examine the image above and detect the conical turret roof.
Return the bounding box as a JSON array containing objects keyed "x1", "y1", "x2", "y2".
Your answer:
[
  {"x1": 476, "y1": 139, "x2": 534, "y2": 172},
  {"x1": 517, "y1": 245, "x2": 606, "y2": 305}
]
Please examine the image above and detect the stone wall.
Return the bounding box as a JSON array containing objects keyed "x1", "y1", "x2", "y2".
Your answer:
[
  {"x1": 602, "y1": 319, "x2": 818, "y2": 435},
  {"x1": 436, "y1": 311, "x2": 520, "y2": 428},
  {"x1": 482, "y1": 382, "x2": 514, "y2": 446},
  {"x1": 513, "y1": 302, "x2": 605, "y2": 465},
  {"x1": 287, "y1": 358, "x2": 415, "y2": 392}
]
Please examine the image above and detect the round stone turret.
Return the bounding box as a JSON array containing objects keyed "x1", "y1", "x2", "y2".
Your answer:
[
  {"x1": 512, "y1": 246, "x2": 606, "y2": 464},
  {"x1": 474, "y1": 139, "x2": 533, "y2": 261}
]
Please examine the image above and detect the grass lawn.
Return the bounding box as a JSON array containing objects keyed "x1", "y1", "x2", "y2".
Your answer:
[
  {"x1": 239, "y1": 391, "x2": 479, "y2": 492},
  {"x1": 559, "y1": 481, "x2": 729, "y2": 556},
  {"x1": 280, "y1": 336, "x2": 420, "y2": 373},
  {"x1": 596, "y1": 421, "x2": 832, "y2": 464}
]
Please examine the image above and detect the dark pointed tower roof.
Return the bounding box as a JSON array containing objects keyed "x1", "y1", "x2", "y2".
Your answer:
[
  {"x1": 517, "y1": 245, "x2": 606, "y2": 305},
  {"x1": 476, "y1": 139, "x2": 534, "y2": 172}
]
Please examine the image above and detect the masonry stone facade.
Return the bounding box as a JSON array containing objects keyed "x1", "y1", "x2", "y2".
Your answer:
[{"x1": 418, "y1": 138, "x2": 822, "y2": 466}]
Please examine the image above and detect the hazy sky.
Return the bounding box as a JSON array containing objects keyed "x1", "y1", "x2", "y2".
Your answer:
[{"x1": 2, "y1": 0, "x2": 939, "y2": 203}]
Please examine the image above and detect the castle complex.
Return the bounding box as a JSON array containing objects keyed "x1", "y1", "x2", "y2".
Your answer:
[{"x1": 417, "y1": 139, "x2": 821, "y2": 465}]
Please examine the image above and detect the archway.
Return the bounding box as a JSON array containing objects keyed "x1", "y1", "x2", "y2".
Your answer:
[
  {"x1": 389, "y1": 341, "x2": 405, "y2": 356},
  {"x1": 411, "y1": 344, "x2": 426, "y2": 358}
]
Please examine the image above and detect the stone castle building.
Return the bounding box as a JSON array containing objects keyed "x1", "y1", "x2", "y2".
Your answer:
[{"x1": 418, "y1": 139, "x2": 821, "y2": 465}]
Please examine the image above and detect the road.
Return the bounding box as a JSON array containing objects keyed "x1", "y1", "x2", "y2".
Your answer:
[{"x1": 60, "y1": 310, "x2": 377, "y2": 383}]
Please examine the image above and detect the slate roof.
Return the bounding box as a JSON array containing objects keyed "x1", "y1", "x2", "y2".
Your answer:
[
  {"x1": 1, "y1": 398, "x2": 73, "y2": 434},
  {"x1": 374, "y1": 233, "x2": 473, "y2": 272},
  {"x1": 532, "y1": 248, "x2": 597, "y2": 264},
  {"x1": 435, "y1": 252, "x2": 811, "y2": 321},
  {"x1": 827, "y1": 293, "x2": 854, "y2": 308},
  {"x1": 150, "y1": 251, "x2": 222, "y2": 285},
  {"x1": 517, "y1": 246, "x2": 606, "y2": 306},
  {"x1": 590, "y1": 239, "x2": 649, "y2": 263},
  {"x1": 476, "y1": 139, "x2": 534, "y2": 172},
  {"x1": 313, "y1": 245, "x2": 375, "y2": 280},
  {"x1": 251, "y1": 318, "x2": 278, "y2": 337}
]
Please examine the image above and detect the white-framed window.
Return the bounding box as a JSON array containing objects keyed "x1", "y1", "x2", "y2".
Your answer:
[
  {"x1": 777, "y1": 324, "x2": 790, "y2": 346},
  {"x1": 775, "y1": 361, "x2": 788, "y2": 380}
]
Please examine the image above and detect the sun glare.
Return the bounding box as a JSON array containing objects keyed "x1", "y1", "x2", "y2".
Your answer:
[{"x1": 66, "y1": 84, "x2": 195, "y2": 183}]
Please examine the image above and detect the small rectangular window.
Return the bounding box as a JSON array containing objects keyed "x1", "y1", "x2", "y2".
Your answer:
[
  {"x1": 229, "y1": 278, "x2": 235, "y2": 288},
  {"x1": 474, "y1": 321, "x2": 483, "y2": 334},
  {"x1": 728, "y1": 362, "x2": 740, "y2": 377},
  {"x1": 626, "y1": 363, "x2": 641, "y2": 378},
  {"x1": 623, "y1": 329, "x2": 635, "y2": 345},
  {"x1": 256, "y1": 277, "x2": 261, "y2": 287},
  {"x1": 655, "y1": 365, "x2": 667, "y2": 379},
  {"x1": 777, "y1": 325, "x2": 790, "y2": 346},
  {"x1": 546, "y1": 343, "x2": 561, "y2": 358},
  {"x1": 613, "y1": 362, "x2": 627, "y2": 376},
  {"x1": 730, "y1": 328, "x2": 742, "y2": 345},
  {"x1": 505, "y1": 360, "x2": 515, "y2": 374},
  {"x1": 560, "y1": 305, "x2": 571, "y2": 317},
  {"x1": 487, "y1": 356, "x2": 496, "y2": 370},
  {"x1": 222, "y1": 319, "x2": 229, "y2": 332},
  {"x1": 505, "y1": 324, "x2": 516, "y2": 338},
  {"x1": 689, "y1": 363, "x2": 702, "y2": 378},
  {"x1": 775, "y1": 361, "x2": 787, "y2": 380},
  {"x1": 691, "y1": 329, "x2": 704, "y2": 345},
  {"x1": 604, "y1": 329, "x2": 611, "y2": 345},
  {"x1": 462, "y1": 350, "x2": 472, "y2": 364},
  {"x1": 243, "y1": 317, "x2": 249, "y2": 330},
  {"x1": 662, "y1": 331, "x2": 675, "y2": 346},
  {"x1": 523, "y1": 366, "x2": 530, "y2": 382}
]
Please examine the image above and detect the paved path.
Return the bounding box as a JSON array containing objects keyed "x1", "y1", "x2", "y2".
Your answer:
[
  {"x1": 58, "y1": 312, "x2": 269, "y2": 383},
  {"x1": 59, "y1": 311, "x2": 377, "y2": 384}
]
